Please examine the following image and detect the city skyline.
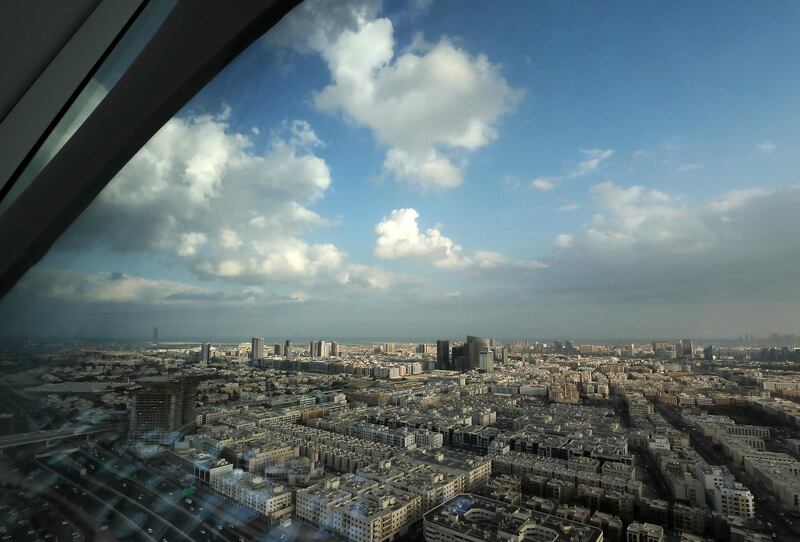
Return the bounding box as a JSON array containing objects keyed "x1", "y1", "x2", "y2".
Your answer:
[{"x1": 3, "y1": 0, "x2": 800, "y2": 340}]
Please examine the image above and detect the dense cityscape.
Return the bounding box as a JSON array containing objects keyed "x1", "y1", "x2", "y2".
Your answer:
[{"x1": 1, "y1": 334, "x2": 800, "y2": 541}]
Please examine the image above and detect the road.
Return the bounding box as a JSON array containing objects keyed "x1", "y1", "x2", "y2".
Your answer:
[
  {"x1": 88, "y1": 442, "x2": 317, "y2": 541},
  {"x1": 0, "y1": 423, "x2": 126, "y2": 450},
  {"x1": 653, "y1": 402, "x2": 800, "y2": 540},
  {"x1": 39, "y1": 456, "x2": 196, "y2": 541}
]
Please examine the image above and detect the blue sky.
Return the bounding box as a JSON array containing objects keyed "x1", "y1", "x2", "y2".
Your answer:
[{"x1": 2, "y1": 0, "x2": 800, "y2": 342}]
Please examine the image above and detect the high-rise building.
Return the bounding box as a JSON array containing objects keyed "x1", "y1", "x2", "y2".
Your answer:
[
  {"x1": 285, "y1": 340, "x2": 291, "y2": 358},
  {"x1": 383, "y1": 342, "x2": 396, "y2": 354},
  {"x1": 130, "y1": 376, "x2": 197, "y2": 441},
  {"x1": 153, "y1": 326, "x2": 158, "y2": 346},
  {"x1": 331, "y1": 341, "x2": 340, "y2": 357},
  {"x1": 495, "y1": 347, "x2": 507, "y2": 364},
  {"x1": 200, "y1": 342, "x2": 211, "y2": 364},
  {"x1": 479, "y1": 348, "x2": 494, "y2": 372},
  {"x1": 466, "y1": 336, "x2": 490, "y2": 370},
  {"x1": 436, "y1": 340, "x2": 450, "y2": 370},
  {"x1": 251, "y1": 337, "x2": 264, "y2": 362},
  {"x1": 310, "y1": 340, "x2": 331, "y2": 359},
  {"x1": 274, "y1": 344, "x2": 283, "y2": 356},
  {"x1": 652, "y1": 342, "x2": 670, "y2": 358},
  {"x1": 704, "y1": 345, "x2": 716, "y2": 361},
  {"x1": 452, "y1": 344, "x2": 469, "y2": 372},
  {"x1": 682, "y1": 339, "x2": 694, "y2": 358},
  {"x1": 416, "y1": 343, "x2": 426, "y2": 354}
]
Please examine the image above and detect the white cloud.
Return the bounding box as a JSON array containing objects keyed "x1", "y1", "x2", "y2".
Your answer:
[
  {"x1": 374, "y1": 208, "x2": 544, "y2": 274},
  {"x1": 177, "y1": 232, "x2": 207, "y2": 257},
  {"x1": 270, "y1": 0, "x2": 520, "y2": 191},
  {"x1": 531, "y1": 177, "x2": 556, "y2": 191},
  {"x1": 553, "y1": 234, "x2": 573, "y2": 249},
  {"x1": 217, "y1": 229, "x2": 242, "y2": 251},
  {"x1": 60, "y1": 108, "x2": 395, "y2": 291},
  {"x1": 553, "y1": 182, "x2": 795, "y2": 259},
  {"x1": 374, "y1": 208, "x2": 459, "y2": 262},
  {"x1": 678, "y1": 163, "x2": 703, "y2": 172},
  {"x1": 569, "y1": 148, "x2": 614, "y2": 178},
  {"x1": 558, "y1": 203, "x2": 579, "y2": 212},
  {"x1": 534, "y1": 184, "x2": 800, "y2": 312},
  {"x1": 757, "y1": 140, "x2": 777, "y2": 153},
  {"x1": 526, "y1": 148, "x2": 614, "y2": 191},
  {"x1": 383, "y1": 148, "x2": 462, "y2": 191}
]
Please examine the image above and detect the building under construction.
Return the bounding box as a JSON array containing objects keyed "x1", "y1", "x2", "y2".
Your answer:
[{"x1": 129, "y1": 376, "x2": 198, "y2": 442}]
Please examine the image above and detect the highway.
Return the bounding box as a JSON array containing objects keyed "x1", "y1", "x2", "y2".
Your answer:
[
  {"x1": 64, "y1": 446, "x2": 239, "y2": 542},
  {"x1": 0, "y1": 423, "x2": 126, "y2": 450}
]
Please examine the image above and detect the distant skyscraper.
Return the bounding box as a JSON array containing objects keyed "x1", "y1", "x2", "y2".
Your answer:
[
  {"x1": 200, "y1": 342, "x2": 210, "y2": 364},
  {"x1": 416, "y1": 343, "x2": 426, "y2": 354},
  {"x1": 466, "y1": 336, "x2": 490, "y2": 370},
  {"x1": 274, "y1": 344, "x2": 283, "y2": 356},
  {"x1": 310, "y1": 340, "x2": 331, "y2": 359},
  {"x1": 452, "y1": 344, "x2": 469, "y2": 372},
  {"x1": 285, "y1": 340, "x2": 291, "y2": 358},
  {"x1": 251, "y1": 337, "x2": 264, "y2": 362},
  {"x1": 682, "y1": 339, "x2": 694, "y2": 358},
  {"x1": 153, "y1": 326, "x2": 158, "y2": 345},
  {"x1": 383, "y1": 342, "x2": 396, "y2": 354},
  {"x1": 704, "y1": 345, "x2": 716, "y2": 361},
  {"x1": 479, "y1": 348, "x2": 494, "y2": 372},
  {"x1": 495, "y1": 347, "x2": 508, "y2": 364},
  {"x1": 436, "y1": 340, "x2": 450, "y2": 370},
  {"x1": 331, "y1": 341, "x2": 340, "y2": 357}
]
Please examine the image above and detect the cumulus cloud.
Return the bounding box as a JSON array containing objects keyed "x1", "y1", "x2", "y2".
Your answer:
[
  {"x1": 269, "y1": 0, "x2": 521, "y2": 191},
  {"x1": 374, "y1": 208, "x2": 544, "y2": 274},
  {"x1": 58, "y1": 107, "x2": 397, "y2": 292}
]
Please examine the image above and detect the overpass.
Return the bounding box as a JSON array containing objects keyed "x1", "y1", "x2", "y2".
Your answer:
[{"x1": 0, "y1": 423, "x2": 126, "y2": 450}]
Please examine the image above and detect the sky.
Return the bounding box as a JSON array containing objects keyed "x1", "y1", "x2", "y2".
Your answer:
[{"x1": 2, "y1": 0, "x2": 800, "y2": 342}]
